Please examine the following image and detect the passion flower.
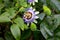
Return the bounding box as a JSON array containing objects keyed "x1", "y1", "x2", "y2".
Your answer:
[
  {"x1": 28, "y1": 0, "x2": 38, "y2": 5},
  {"x1": 23, "y1": 7, "x2": 39, "y2": 23}
]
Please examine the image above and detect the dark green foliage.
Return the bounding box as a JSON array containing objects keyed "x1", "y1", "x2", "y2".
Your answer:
[{"x1": 0, "y1": 0, "x2": 60, "y2": 40}]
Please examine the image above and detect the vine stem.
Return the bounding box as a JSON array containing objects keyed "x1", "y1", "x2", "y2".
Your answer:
[
  {"x1": 13, "y1": 11, "x2": 20, "y2": 19},
  {"x1": 10, "y1": 11, "x2": 20, "y2": 23}
]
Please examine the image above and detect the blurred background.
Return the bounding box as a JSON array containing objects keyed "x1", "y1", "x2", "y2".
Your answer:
[{"x1": 0, "y1": 0, "x2": 60, "y2": 40}]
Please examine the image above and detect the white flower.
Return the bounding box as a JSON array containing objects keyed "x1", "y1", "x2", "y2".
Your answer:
[
  {"x1": 23, "y1": 7, "x2": 39, "y2": 24},
  {"x1": 28, "y1": 0, "x2": 38, "y2": 5}
]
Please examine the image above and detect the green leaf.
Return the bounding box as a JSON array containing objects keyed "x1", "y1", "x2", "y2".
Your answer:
[
  {"x1": 10, "y1": 24, "x2": 21, "y2": 40},
  {"x1": 30, "y1": 23, "x2": 37, "y2": 31},
  {"x1": 45, "y1": 16, "x2": 55, "y2": 31},
  {"x1": 15, "y1": 0, "x2": 27, "y2": 7},
  {"x1": 0, "y1": 3, "x2": 4, "y2": 10},
  {"x1": 54, "y1": 14, "x2": 60, "y2": 25},
  {"x1": 40, "y1": 22, "x2": 53, "y2": 39},
  {"x1": 47, "y1": 26, "x2": 60, "y2": 40},
  {"x1": 38, "y1": 13, "x2": 45, "y2": 20},
  {"x1": 0, "y1": 16, "x2": 11, "y2": 22},
  {"x1": 54, "y1": 26, "x2": 60, "y2": 37},
  {"x1": 6, "y1": 8, "x2": 16, "y2": 19},
  {"x1": 14, "y1": 17, "x2": 24, "y2": 31},
  {"x1": 1, "y1": 8, "x2": 16, "y2": 19},
  {"x1": 19, "y1": 0, "x2": 27, "y2": 7},
  {"x1": 21, "y1": 2, "x2": 27, "y2": 7},
  {"x1": 0, "y1": 3, "x2": 4, "y2": 14},
  {"x1": 0, "y1": 0, "x2": 2, "y2": 3},
  {"x1": 47, "y1": 0, "x2": 60, "y2": 13},
  {"x1": 51, "y1": 0, "x2": 60, "y2": 11},
  {"x1": 5, "y1": 32, "x2": 14, "y2": 40},
  {"x1": 1, "y1": 12, "x2": 10, "y2": 17},
  {"x1": 53, "y1": 14, "x2": 60, "y2": 30},
  {"x1": 40, "y1": 23, "x2": 48, "y2": 39}
]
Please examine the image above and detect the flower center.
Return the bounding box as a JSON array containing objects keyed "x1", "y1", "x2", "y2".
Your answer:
[{"x1": 24, "y1": 12, "x2": 32, "y2": 20}]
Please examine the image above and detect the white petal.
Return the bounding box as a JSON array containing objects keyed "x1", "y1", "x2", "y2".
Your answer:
[
  {"x1": 33, "y1": 2, "x2": 35, "y2": 5},
  {"x1": 35, "y1": 16, "x2": 39, "y2": 19},
  {"x1": 34, "y1": 0, "x2": 38, "y2": 2},
  {"x1": 33, "y1": 20, "x2": 37, "y2": 23},
  {"x1": 33, "y1": 9, "x2": 35, "y2": 11},
  {"x1": 27, "y1": 23, "x2": 29, "y2": 26},
  {"x1": 35, "y1": 11, "x2": 39, "y2": 14}
]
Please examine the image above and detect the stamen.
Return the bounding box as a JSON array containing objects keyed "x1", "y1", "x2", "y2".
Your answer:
[{"x1": 24, "y1": 12, "x2": 32, "y2": 20}]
